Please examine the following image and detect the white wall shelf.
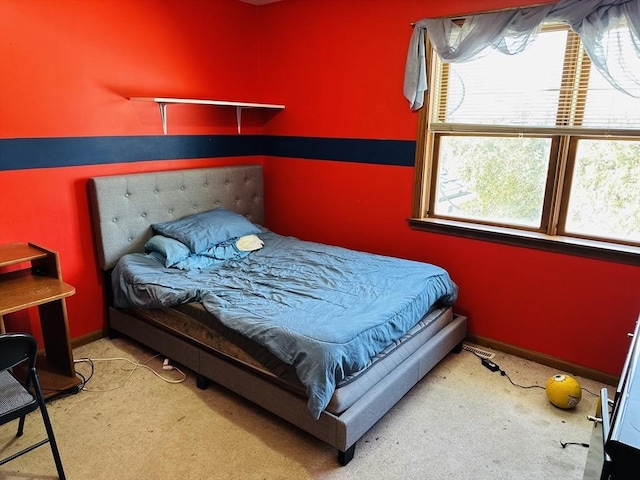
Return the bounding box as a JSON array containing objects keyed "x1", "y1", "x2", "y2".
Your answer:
[{"x1": 129, "y1": 97, "x2": 285, "y2": 134}]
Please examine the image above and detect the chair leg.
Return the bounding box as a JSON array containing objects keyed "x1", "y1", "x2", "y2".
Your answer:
[
  {"x1": 17, "y1": 415, "x2": 26, "y2": 437},
  {"x1": 32, "y1": 371, "x2": 66, "y2": 480}
]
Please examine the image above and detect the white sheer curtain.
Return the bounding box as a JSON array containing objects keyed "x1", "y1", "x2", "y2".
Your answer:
[{"x1": 404, "y1": 0, "x2": 640, "y2": 110}]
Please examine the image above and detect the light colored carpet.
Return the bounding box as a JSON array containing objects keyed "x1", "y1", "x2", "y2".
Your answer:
[{"x1": 0, "y1": 337, "x2": 610, "y2": 480}]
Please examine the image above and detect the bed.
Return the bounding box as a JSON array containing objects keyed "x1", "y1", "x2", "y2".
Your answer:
[{"x1": 88, "y1": 164, "x2": 467, "y2": 465}]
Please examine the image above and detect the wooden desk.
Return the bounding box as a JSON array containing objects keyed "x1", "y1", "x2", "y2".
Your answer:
[{"x1": 0, "y1": 242, "x2": 81, "y2": 397}]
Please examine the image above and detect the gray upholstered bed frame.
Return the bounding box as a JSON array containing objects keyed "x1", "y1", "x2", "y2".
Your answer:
[{"x1": 88, "y1": 164, "x2": 467, "y2": 465}]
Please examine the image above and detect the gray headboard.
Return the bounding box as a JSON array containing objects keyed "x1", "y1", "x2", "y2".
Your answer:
[{"x1": 89, "y1": 165, "x2": 264, "y2": 270}]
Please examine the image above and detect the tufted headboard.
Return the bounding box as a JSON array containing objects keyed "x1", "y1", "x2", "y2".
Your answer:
[{"x1": 88, "y1": 165, "x2": 264, "y2": 270}]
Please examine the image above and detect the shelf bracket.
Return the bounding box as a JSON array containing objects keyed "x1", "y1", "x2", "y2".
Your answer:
[
  {"x1": 236, "y1": 107, "x2": 247, "y2": 135},
  {"x1": 158, "y1": 102, "x2": 168, "y2": 135}
]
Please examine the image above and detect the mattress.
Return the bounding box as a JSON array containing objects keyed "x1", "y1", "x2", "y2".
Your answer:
[{"x1": 119, "y1": 302, "x2": 454, "y2": 415}]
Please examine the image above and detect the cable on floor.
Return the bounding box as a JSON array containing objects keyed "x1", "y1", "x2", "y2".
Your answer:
[
  {"x1": 560, "y1": 441, "x2": 589, "y2": 449},
  {"x1": 466, "y1": 350, "x2": 598, "y2": 395},
  {"x1": 465, "y1": 350, "x2": 595, "y2": 451},
  {"x1": 73, "y1": 354, "x2": 186, "y2": 392}
]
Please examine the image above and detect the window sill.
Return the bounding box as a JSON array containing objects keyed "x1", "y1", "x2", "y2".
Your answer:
[{"x1": 407, "y1": 217, "x2": 640, "y2": 266}]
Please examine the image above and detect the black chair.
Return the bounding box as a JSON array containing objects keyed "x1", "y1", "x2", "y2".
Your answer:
[{"x1": 0, "y1": 332, "x2": 66, "y2": 479}]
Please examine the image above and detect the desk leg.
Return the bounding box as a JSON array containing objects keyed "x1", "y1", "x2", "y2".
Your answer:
[{"x1": 38, "y1": 299, "x2": 75, "y2": 377}]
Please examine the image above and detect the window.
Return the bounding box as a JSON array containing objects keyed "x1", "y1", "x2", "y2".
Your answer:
[{"x1": 412, "y1": 23, "x2": 640, "y2": 264}]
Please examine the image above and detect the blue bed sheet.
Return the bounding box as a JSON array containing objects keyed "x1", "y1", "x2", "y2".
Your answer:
[{"x1": 112, "y1": 228, "x2": 458, "y2": 418}]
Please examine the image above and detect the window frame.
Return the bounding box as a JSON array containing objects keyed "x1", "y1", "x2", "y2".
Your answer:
[{"x1": 410, "y1": 24, "x2": 640, "y2": 266}]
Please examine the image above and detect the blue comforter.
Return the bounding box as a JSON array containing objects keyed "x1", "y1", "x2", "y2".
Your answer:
[{"x1": 113, "y1": 228, "x2": 458, "y2": 418}]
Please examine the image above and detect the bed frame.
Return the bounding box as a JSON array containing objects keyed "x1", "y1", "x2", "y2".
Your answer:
[{"x1": 88, "y1": 164, "x2": 467, "y2": 465}]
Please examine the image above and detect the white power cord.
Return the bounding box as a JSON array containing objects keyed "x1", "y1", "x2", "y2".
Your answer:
[{"x1": 74, "y1": 354, "x2": 186, "y2": 392}]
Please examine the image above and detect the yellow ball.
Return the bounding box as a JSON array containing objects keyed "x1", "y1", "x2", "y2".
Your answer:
[{"x1": 546, "y1": 374, "x2": 582, "y2": 409}]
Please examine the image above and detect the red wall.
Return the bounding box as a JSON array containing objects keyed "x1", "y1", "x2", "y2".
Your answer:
[
  {"x1": 1, "y1": 0, "x2": 638, "y2": 378},
  {"x1": 0, "y1": 0, "x2": 279, "y2": 137},
  {"x1": 0, "y1": 0, "x2": 265, "y2": 339}
]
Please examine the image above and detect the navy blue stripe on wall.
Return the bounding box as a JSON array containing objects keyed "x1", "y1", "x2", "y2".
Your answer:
[
  {"x1": 261, "y1": 136, "x2": 415, "y2": 167},
  {"x1": 0, "y1": 135, "x2": 415, "y2": 171},
  {"x1": 0, "y1": 135, "x2": 263, "y2": 171}
]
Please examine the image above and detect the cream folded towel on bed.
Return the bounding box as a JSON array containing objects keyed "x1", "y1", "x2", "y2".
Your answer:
[{"x1": 235, "y1": 234, "x2": 264, "y2": 252}]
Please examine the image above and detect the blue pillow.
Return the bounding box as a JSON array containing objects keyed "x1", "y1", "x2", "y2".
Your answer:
[
  {"x1": 152, "y1": 208, "x2": 260, "y2": 254},
  {"x1": 144, "y1": 235, "x2": 191, "y2": 267}
]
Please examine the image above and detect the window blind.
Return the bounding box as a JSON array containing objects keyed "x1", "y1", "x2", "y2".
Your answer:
[{"x1": 429, "y1": 23, "x2": 640, "y2": 133}]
